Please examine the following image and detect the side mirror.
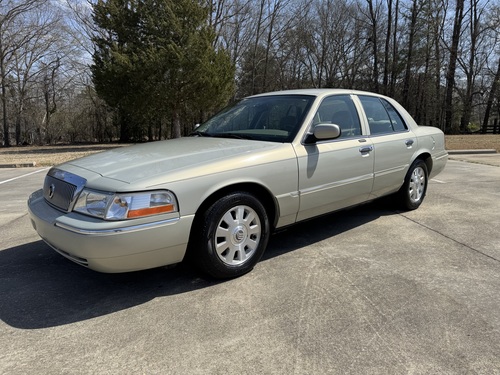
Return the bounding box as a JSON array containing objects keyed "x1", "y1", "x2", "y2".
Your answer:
[{"x1": 304, "y1": 124, "x2": 341, "y2": 144}]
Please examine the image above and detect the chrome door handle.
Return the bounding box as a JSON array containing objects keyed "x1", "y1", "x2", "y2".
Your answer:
[
  {"x1": 405, "y1": 139, "x2": 414, "y2": 147},
  {"x1": 359, "y1": 146, "x2": 373, "y2": 153}
]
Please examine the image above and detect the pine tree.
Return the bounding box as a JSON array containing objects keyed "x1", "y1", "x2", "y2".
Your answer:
[{"x1": 91, "y1": 0, "x2": 234, "y2": 141}]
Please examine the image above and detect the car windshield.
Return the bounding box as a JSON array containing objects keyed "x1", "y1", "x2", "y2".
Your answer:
[{"x1": 194, "y1": 95, "x2": 315, "y2": 142}]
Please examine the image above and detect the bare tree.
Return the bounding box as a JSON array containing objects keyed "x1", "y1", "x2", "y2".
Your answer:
[
  {"x1": 444, "y1": 0, "x2": 465, "y2": 133},
  {"x1": 481, "y1": 4, "x2": 500, "y2": 132},
  {"x1": 0, "y1": 0, "x2": 498, "y2": 143},
  {"x1": 457, "y1": 0, "x2": 493, "y2": 132},
  {"x1": 431, "y1": 0, "x2": 447, "y2": 129},
  {"x1": 382, "y1": 0, "x2": 393, "y2": 95},
  {"x1": 401, "y1": 0, "x2": 424, "y2": 109},
  {"x1": 359, "y1": 0, "x2": 383, "y2": 92},
  {"x1": 482, "y1": 57, "x2": 500, "y2": 132},
  {"x1": 9, "y1": 2, "x2": 60, "y2": 145},
  {"x1": 0, "y1": 0, "x2": 48, "y2": 146}
]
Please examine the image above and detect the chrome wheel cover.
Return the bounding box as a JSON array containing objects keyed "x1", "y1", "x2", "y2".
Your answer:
[
  {"x1": 408, "y1": 166, "x2": 426, "y2": 203},
  {"x1": 214, "y1": 205, "x2": 261, "y2": 266}
]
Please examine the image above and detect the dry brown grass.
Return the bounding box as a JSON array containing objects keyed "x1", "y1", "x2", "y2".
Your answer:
[
  {"x1": 445, "y1": 134, "x2": 500, "y2": 152},
  {"x1": 1, "y1": 135, "x2": 499, "y2": 166},
  {"x1": 0, "y1": 143, "x2": 127, "y2": 166}
]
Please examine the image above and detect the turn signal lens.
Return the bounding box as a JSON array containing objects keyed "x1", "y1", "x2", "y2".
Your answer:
[{"x1": 127, "y1": 204, "x2": 175, "y2": 218}]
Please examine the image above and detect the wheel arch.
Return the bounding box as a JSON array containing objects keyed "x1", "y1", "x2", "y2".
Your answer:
[
  {"x1": 191, "y1": 182, "x2": 279, "y2": 232},
  {"x1": 414, "y1": 152, "x2": 432, "y2": 174}
]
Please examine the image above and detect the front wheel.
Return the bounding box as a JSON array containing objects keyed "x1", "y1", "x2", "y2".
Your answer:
[
  {"x1": 190, "y1": 192, "x2": 270, "y2": 279},
  {"x1": 396, "y1": 159, "x2": 428, "y2": 210}
]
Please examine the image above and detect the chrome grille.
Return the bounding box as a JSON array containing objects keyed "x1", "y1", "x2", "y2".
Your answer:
[
  {"x1": 43, "y1": 168, "x2": 87, "y2": 212},
  {"x1": 43, "y1": 176, "x2": 76, "y2": 211}
]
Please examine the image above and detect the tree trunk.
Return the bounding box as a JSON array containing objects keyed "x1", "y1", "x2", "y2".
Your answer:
[
  {"x1": 0, "y1": 47, "x2": 9, "y2": 147},
  {"x1": 444, "y1": 0, "x2": 465, "y2": 134},
  {"x1": 482, "y1": 57, "x2": 500, "y2": 133},
  {"x1": 383, "y1": 0, "x2": 393, "y2": 95},
  {"x1": 251, "y1": 0, "x2": 266, "y2": 95},
  {"x1": 263, "y1": 0, "x2": 280, "y2": 91},
  {"x1": 460, "y1": 0, "x2": 480, "y2": 133},
  {"x1": 367, "y1": 0, "x2": 380, "y2": 92},
  {"x1": 389, "y1": 0, "x2": 399, "y2": 97},
  {"x1": 172, "y1": 108, "x2": 181, "y2": 139},
  {"x1": 402, "y1": 0, "x2": 419, "y2": 110},
  {"x1": 15, "y1": 107, "x2": 22, "y2": 145},
  {"x1": 433, "y1": 2, "x2": 444, "y2": 130},
  {"x1": 119, "y1": 108, "x2": 131, "y2": 143}
]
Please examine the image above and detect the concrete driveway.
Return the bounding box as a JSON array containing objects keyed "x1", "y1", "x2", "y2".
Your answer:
[{"x1": 1, "y1": 160, "x2": 499, "y2": 374}]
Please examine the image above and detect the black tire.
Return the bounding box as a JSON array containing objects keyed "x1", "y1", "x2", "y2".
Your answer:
[
  {"x1": 396, "y1": 159, "x2": 428, "y2": 210},
  {"x1": 190, "y1": 192, "x2": 270, "y2": 279}
]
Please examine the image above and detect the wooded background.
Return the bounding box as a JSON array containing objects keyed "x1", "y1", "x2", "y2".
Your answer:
[{"x1": 1, "y1": 0, "x2": 499, "y2": 146}]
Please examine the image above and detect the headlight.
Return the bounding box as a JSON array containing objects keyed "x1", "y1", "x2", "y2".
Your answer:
[{"x1": 74, "y1": 189, "x2": 178, "y2": 220}]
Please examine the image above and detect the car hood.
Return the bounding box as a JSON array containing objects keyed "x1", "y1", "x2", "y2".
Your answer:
[{"x1": 63, "y1": 137, "x2": 290, "y2": 185}]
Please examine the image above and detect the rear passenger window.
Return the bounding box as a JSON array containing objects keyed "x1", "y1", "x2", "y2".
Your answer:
[{"x1": 359, "y1": 96, "x2": 408, "y2": 134}]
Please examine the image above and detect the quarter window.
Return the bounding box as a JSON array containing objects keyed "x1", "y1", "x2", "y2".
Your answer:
[
  {"x1": 359, "y1": 96, "x2": 408, "y2": 134},
  {"x1": 381, "y1": 99, "x2": 407, "y2": 131}
]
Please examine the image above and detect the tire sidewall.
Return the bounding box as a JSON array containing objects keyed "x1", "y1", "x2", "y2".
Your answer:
[
  {"x1": 401, "y1": 159, "x2": 428, "y2": 210},
  {"x1": 197, "y1": 192, "x2": 270, "y2": 278}
]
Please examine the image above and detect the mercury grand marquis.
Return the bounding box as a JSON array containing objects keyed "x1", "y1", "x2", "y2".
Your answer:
[{"x1": 28, "y1": 89, "x2": 448, "y2": 278}]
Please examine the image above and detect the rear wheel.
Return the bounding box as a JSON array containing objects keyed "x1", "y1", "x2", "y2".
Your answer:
[
  {"x1": 191, "y1": 192, "x2": 270, "y2": 279},
  {"x1": 396, "y1": 159, "x2": 428, "y2": 210}
]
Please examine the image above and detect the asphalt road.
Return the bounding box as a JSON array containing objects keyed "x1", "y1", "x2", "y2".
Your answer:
[{"x1": 1, "y1": 160, "x2": 499, "y2": 374}]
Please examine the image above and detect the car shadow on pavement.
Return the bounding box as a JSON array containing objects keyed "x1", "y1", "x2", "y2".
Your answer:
[
  {"x1": 263, "y1": 200, "x2": 393, "y2": 261},
  {"x1": 0, "y1": 240, "x2": 210, "y2": 330},
  {"x1": 0, "y1": 201, "x2": 395, "y2": 330}
]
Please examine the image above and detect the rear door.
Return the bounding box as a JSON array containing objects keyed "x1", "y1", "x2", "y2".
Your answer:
[{"x1": 356, "y1": 95, "x2": 416, "y2": 198}]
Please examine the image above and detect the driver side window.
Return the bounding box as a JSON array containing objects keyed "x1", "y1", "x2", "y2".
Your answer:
[{"x1": 313, "y1": 95, "x2": 361, "y2": 138}]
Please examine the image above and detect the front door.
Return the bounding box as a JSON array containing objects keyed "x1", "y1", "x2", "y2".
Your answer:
[{"x1": 294, "y1": 94, "x2": 375, "y2": 221}]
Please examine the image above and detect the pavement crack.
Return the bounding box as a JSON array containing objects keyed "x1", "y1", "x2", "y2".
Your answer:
[
  {"x1": 399, "y1": 213, "x2": 500, "y2": 264},
  {"x1": 325, "y1": 257, "x2": 411, "y2": 371},
  {"x1": 3, "y1": 212, "x2": 29, "y2": 230},
  {"x1": 291, "y1": 256, "x2": 317, "y2": 375}
]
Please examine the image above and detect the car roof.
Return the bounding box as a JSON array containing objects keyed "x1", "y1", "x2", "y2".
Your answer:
[{"x1": 249, "y1": 88, "x2": 384, "y2": 100}]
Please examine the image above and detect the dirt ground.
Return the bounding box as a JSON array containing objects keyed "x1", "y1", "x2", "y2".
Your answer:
[
  {"x1": 0, "y1": 143, "x2": 127, "y2": 166},
  {"x1": 445, "y1": 134, "x2": 500, "y2": 152},
  {"x1": 0, "y1": 135, "x2": 499, "y2": 166}
]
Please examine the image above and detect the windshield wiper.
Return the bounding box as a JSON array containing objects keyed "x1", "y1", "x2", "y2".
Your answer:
[
  {"x1": 192, "y1": 131, "x2": 256, "y2": 140},
  {"x1": 190, "y1": 130, "x2": 213, "y2": 137},
  {"x1": 214, "y1": 133, "x2": 255, "y2": 140}
]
